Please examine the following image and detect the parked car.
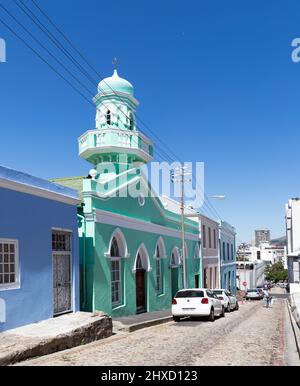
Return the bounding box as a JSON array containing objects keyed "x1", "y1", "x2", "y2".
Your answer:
[
  {"x1": 256, "y1": 288, "x2": 264, "y2": 298},
  {"x1": 212, "y1": 289, "x2": 239, "y2": 312},
  {"x1": 246, "y1": 289, "x2": 263, "y2": 300},
  {"x1": 172, "y1": 289, "x2": 225, "y2": 322}
]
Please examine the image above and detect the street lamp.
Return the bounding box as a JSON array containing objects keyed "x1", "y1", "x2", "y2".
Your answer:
[{"x1": 210, "y1": 195, "x2": 226, "y2": 200}]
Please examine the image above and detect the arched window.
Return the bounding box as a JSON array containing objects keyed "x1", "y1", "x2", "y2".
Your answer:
[
  {"x1": 107, "y1": 228, "x2": 128, "y2": 258},
  {"x1": 170, "y1": 247, "x2": 180, "y2": 267},
  {"x1": 110, "y1": 236, "x2": 121, "y2": 306},
  {"x1": 111, "y1": 259, "x2": 121, "y2": 306},
  {"x1": 133, "y1": 244, "x2": 150, "y2": 272},
  {"x1": 136, "y1": 254, "x2": 143, "y2": 270},
  {"x1": 110, "y1": 237, "x2": 120, "y2": 257},
  {"x1": 155, "y1": 244, "x2": 163, "y2": 294},
  {"x1": 106, "y1": 109, "x2": 111, "y2": 125},
  {"x1": 129, "y1": 112, "x2": 134, "y2": 130}
]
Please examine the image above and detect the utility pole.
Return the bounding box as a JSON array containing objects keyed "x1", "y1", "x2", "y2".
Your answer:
[
  {"x1": 241, "y1": 242, "x2": 247, "y2": 303},
  {"x1": 172, "y1": 166, "x2": 191, "y2": 289}
]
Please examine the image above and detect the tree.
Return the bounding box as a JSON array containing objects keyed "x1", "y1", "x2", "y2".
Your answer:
[
  {"x1": 236, "y1": 255, "x2": 249, "y2": 262},
  {"x1": 265, "y1": 261, "x2": 288, "y2": 282}
]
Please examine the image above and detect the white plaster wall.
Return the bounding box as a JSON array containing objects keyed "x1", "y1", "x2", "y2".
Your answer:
[
  {"x1": 0, "y1": 298, "x2": 6, "y2": 323},
  {"x1": 291, "y1": 200, "x2": 300, "y2": 253}
]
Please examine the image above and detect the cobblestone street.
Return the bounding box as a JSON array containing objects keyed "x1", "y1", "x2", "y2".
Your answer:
[{"x1": 17, "y1": 296, "x2": 299, "y2": 367}]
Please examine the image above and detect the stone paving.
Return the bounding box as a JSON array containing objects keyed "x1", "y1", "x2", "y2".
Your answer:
[{"x1": 17, "y1": 298, "x2": 289, "y2": 366}]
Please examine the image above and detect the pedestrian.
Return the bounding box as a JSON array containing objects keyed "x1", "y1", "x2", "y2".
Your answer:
[{"x1": 263, "y1": 289, "x2": 270, "y2": 308}]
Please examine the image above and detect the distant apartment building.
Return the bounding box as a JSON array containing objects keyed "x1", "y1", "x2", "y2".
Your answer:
[
  {"x1": 285, "y1": 198, "x2": 300, "y2": 283},
  {"x1": 255, "y1": 229, "x2": 271, "y2": 247},
  {"x1": 237, "y1": 241, "x2": 285, "y2": 266},
  {"x1": 236, "y1": 261, "x2": 265, "y2": 290},
  {"x1": 200, "y1": 215, "x2": 219, "y2": 289}
]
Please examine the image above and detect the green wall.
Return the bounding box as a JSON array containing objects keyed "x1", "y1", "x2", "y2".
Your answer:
[{"x1": 80, "y1": 211, "x2": 202, "y2": 317}]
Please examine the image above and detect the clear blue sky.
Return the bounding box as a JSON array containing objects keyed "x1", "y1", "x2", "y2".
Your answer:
[{"x1": 0, "y1": 0, "x2": 299, "y2": 242}]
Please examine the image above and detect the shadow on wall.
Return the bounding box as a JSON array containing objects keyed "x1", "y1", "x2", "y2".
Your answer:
[{"x1": 80, "y1": 237, "x2": 95, "y2": 312}]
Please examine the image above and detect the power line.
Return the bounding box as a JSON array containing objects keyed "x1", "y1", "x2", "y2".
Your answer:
[
  {"x1": 31, "y1": 0, "x2": 221, "y2": 219},
  {"x1": 0, "y1": 15, "x2": 92, "y2": 104},
  {"x1": 14, "y1": 0, "x2": 98, "y2": 87},
  {"x1": 13, "y1": 0, "x2": 174, "y2": 163},
  {"x1": 0, "y1": 2, "x2": 94, "y2": 98},
  {"x1": 4, "y1": 0, "x2": 223, "y2": 220}
]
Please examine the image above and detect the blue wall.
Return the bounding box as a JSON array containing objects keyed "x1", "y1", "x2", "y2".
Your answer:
[
  {"x1": 0, "y1": 187, "x2": 79, "y2": 332},
  {"x1": 219, "y1": 228, "x2": 237, "y2": 293}
]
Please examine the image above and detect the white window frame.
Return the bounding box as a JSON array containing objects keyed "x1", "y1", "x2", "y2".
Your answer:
[
  {"x1": 111, "y1": 257, "x2": 122, "y2": 307},
  {"x1": 0, "y1": 239, "x2": 20, "y2": 290},
  {"x1": 155, "y1": 257, "x2": 163, "y2": 295}
]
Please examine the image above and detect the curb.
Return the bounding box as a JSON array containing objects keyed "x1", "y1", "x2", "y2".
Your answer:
[
  {"x1": 287, "y1": 301, "x2": 300, "y2": 360},
  {"x1": 114, "y1": 316, "x2": 173, "y2": 333},
  {"x1": 0, "y1": 315, "x2": 112, "y2": 366}
]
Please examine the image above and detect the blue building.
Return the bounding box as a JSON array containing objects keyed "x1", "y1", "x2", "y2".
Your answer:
[
  {"x1": 219, "y1": 221, "x2": 237, "y2": 293},
  {"x1": 0, "y1": 166, "x2": 80, "y2": 332}
]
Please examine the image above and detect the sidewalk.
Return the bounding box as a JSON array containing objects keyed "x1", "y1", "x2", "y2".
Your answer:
[
  {"x1": 0, "y1": 312, "x2": 112, "y2": 366},
  {"x1": 113, "y1": 309, "x2": 172, "y2": 333}
]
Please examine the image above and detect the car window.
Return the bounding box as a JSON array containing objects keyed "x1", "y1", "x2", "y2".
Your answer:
[
  {"x1": 212, "y1": 290, "x2": 223, "y2": 295},
  {"x1": 175, "y1": 290, "x2": 204, "y2": 298}
]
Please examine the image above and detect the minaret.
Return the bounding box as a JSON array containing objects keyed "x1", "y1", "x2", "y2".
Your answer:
[{"x1": 78, "y1": 68, "x2": 153, "y2": 176}]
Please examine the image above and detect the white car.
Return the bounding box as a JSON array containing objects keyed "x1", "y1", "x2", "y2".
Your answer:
[
  {"x1": 172, "y1": 288, "x2": 225, "y2": 322},
  {"x1": 212, "y1": 289, "x2": 239, "y2": 312},
  {"x1": 246, "y1": 289, "x2": 262, "y2": 300}
]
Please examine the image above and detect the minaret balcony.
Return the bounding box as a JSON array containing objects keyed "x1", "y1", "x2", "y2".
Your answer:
[{"x1": 78, "y1": 128, "x2": 154, "y2": 164}]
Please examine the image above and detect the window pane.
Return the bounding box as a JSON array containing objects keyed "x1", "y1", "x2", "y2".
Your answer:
[
  {"x1": 175, "y1": 290, "x2": 205, "y2": 298},
  {"x1": 0, "y1": 241, "x2": 17, "y2": 285}
]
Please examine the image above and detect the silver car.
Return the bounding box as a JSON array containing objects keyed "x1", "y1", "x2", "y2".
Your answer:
[{"x1": 246, "y1": 289, "x2": 262, "y2": 300}]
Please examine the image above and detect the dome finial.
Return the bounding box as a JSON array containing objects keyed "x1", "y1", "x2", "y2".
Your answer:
[{"x1": 112, "y1": 57, "x2": 118, "y2": 75}]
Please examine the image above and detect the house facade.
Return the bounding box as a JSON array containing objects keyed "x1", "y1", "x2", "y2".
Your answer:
[
  {"x1": 0, "y1": 166, "x2": 80, "y2": 332},
  {"x1": 285, "y1": 198, "x2": 300, "y2": 283},
  {"x1": 200, "y1": 214, "x2": 219, "y2": 289},
  {"x1": 56, "y1": 69, "x2": 202, "y2": 317},
  {"x1": 219, "y1": 221, "x2": 236, "y2": 293}
]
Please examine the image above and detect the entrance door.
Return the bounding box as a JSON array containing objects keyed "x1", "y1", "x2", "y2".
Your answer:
[
  {"x1": 195, "y1": 274, "x2": 199, "y2": 288},
  {"x1": 171, "y1": 267, "x2": 179, "y2": 298},
  {"x1": 52, "y1": 231, "x2": 72, "y2": 315},
  {"x1": 136, "y1": 270, "x2": 146, "y2": 314}
]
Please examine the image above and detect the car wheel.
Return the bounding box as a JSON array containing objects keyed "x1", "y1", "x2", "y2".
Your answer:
[
  {"x1": 173, "y1": 316, "x2": 180, "y2": 322},
  {"x1": 221, "y1": 306, "x2": 225, "y2": 317},
  {"x1": 235, "y1": 302, "x2": 239, "y2": 311},
  {"x1": 208, "y1": 308, "x2": 215, "y2": 322}
]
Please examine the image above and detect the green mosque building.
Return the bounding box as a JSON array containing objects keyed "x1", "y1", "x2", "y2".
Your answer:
[{"x1": 55, "y1": 69, "x2": 202, "y2": 317}]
